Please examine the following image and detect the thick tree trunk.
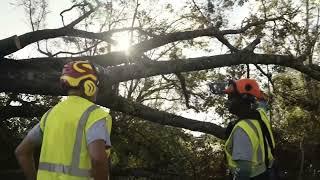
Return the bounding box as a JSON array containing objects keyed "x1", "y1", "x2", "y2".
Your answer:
[{"x1": 0, "y1": 53, "x2": 319, "y2": 95}]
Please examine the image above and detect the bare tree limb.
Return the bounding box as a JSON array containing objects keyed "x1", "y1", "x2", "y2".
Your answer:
[
  {"x1": 0, "y1": 15, "x2": 283, "y2": 57},
  {"x1": 243, "y1": 38, "x2": 261, "y2": 52},
  {"x1": 223, "y1": 16, "x2": 284, "y2": 34},
  {"x1": 0, "y1": 35, "x2": 22, "y2": 56},
  {"x1": 130, "y1": 0, "x2": 140, "y2": 44},
  {"x1": 136, "y1": 84, "x2": 174, "y2": 103},
  {"x1": 130, "y1": 17, "x2": 280, "y2": 55},
  {"x1": 0, "y1": 26, "x2": 159, "y2": 57},
  {"x1": 51, "y1": 40, "x2": 103, "y2": 57},
  {"x1": 214, "y1": 30, "x2": 239, "y2": 53},
  {"x1": 1, "y1": 53, "x2": 318, "y2": 96},
  {"x1": 103, "y1": 94, "x2": 226, "y2": 139},
  {"x1": 191, "y1": 0, "x2": 211, "y2": 25},
  {"x1": 254, "y1": 64, "x2": 274, "y2": 88},
  {"x1": 26, "y1": 0, "x2": 51, "y2": 57},
  {"x1": 60, "y1": 2, "x2": 90, "y2": 26},
  {"x1": 175, "y1": 73, "x2": 198, "y2": 112},
  {"x1": 64, "y1": 4, "x2": 97, "y2": 29}
]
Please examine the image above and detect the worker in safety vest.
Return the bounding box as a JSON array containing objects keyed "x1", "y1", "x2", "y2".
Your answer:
[
  {"x1": 211, "y1": 79, "x2": 276, "y2": 180},
  {"x1": 15, "y1": 60, "x2": 112, "y2": 180}
]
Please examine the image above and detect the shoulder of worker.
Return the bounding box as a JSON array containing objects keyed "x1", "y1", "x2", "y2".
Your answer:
[
  {"x1": 229, "y1": 119, "x2": 254, "y2": 138},
  {"x1": 90, "y1": 105, "x2": 111, "y2": 118},
  {"x1": 39, "y1": 108, "x2": 54, "y2": 130},
  {"x1": 86, "y1": 105, "x2": 112, "y2": 128}
]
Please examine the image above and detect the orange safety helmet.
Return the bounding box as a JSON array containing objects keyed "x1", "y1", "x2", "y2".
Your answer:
[
  {"x1": 60, "y1": 60, "x2": 99, "y2": 97},
  {"x1": 224, "y1": 79, "x2": 262, "y2": 99}
]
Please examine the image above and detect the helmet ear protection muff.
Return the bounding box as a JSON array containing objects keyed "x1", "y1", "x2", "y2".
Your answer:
[
  {"x1": 229, "y1": 80, "x2": 256, "y2": 104},
  {"x1": 83, "y1": 63, "x2": 99, "y2": 97},
  {"x1": 82, "y1": 79, "x2": 97, "y2": 97}
]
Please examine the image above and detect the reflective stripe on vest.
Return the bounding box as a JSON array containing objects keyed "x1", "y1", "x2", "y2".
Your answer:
[
  {"x1": 38, "y1": 162, "x2": 90, "y2": 177},
  {"x1": 38, "y1": 104, "x2": 99, "y2": 177},
  {"x1": 243, "y1": 120, "x2": 263, "y2": 163}
]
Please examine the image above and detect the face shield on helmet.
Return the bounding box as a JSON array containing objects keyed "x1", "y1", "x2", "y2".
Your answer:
[{"x1": 60, "y1": 60, "x2": 99, "y2": 97}]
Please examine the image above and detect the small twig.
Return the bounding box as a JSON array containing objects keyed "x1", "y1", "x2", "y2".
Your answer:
[
  {"x1": 175, "y1": 73, "x2": 189, "y2": 105},
  {"x1": 60, "y1": 3, "x2": 89, "y2": 26},
  {"x1": 190, "y1": 0, "x2": 238, "y2": 53},
  {"x1": 191, "y1": 0, "x2": 211, "y2": 25},
  {"x1": 223, "y1": 16, "x2": 285, "y2": 34},
  {"x1": 246, "y1": 64, "x2": 250, "y2": 78},
  {"x1": 27, "y1": 0, "x2": 51, "y2": 57},
  {"x1": 261, "y1": 0, "x2": 268, "y2": 19},
  {"x1": 140, "y1": 97, "x2": 180, "y2": 102},
  {"x1": 37, "y1": 44, "x2": 53, "y2": 57},
  {"x1": 154, "y1": 42, "x2": 180, "y2": 61},
  {"x1": 130, "y1": 0, "x2": 140, "y2": 44},
  {"x1": 51, "y1": 40, "x2": 103, "y2": 57},
  {"x1": 136, "y1": 84, "x2": 174, "y2": 103},
  {"x1": 175, "y1": 73, "x2": 199, "y2": 112},
  {"x1": 65, "y1": 7, "x2": 98, "y2": 29},
  {"x1": 254, "y1": 64, "x2": 274, "y2": 88}
]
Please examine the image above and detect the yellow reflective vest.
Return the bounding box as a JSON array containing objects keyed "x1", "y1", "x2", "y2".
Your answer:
[
  {"x1": 37, "y1": 96, "x2": 112, "y2": 180},
  {"x1": 224, "y1": 108, "x2": 275, "y2": 177}
]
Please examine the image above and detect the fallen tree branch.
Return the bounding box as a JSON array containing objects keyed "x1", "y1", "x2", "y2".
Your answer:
[
  {"x1": 0, "y1": 52, "x2": 319, "y2": 138},
  {"x1": 0, "y1": 53, "x2": 318, "y2": 95},
  {"x1": 101, "y1": 95, "x2": 226, "y2": 139},
  {"x1": 0, "y1": 16, "x2": 283, "y2": 57}
]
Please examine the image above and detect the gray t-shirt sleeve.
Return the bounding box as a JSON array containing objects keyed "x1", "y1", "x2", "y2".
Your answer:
[
  {"x1": 86, "y1": 119, "x2": 111, "y2": 147},
  {"x1": 27, "y1": 123, "x2": 43, "y2": 146},
  {"x1": 232, "y1": 127, "x2": 253, "y2": 161}
]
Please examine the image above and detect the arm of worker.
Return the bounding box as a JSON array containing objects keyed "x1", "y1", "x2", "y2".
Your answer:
[
  {"x1": 232, "y1": 127, "x2": 253, "y2": 180},
  {"x1": 87, "y1": 119, "x2": 111, "y2": 180},
  {"x1": 15, "y1": 123, "x2": 42, "y2": 180}
]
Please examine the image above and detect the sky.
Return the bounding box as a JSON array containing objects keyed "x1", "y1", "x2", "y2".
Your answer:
[
  {"x1": 0, "y1": 0, "x2": 75, "y2": 57},
  {"x1": 0, "y1": 1, "x2": 27, "y2": 39},
  {"x1": 0, "y1": 0, "x2": 72, "y2": 39}
]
